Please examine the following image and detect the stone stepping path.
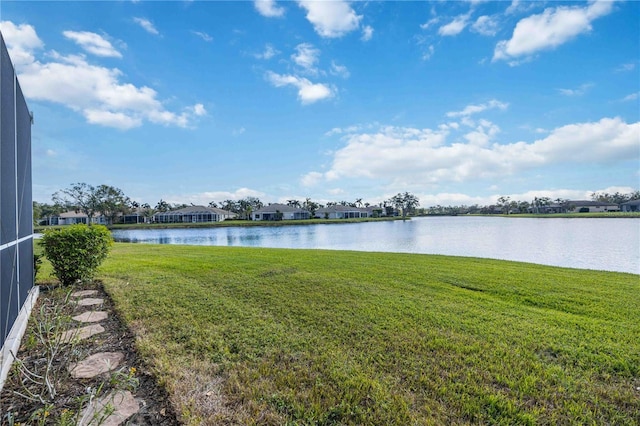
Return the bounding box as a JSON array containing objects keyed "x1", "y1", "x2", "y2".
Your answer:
[
  {"x1": 73, "y1": 311, "x2": 109, "y2": 323},
  {"x1": 69, "y1": 352, "x2": 125, "y2": 379},
  {"x1": 64, "y1": 293, "x2": 141, "y2": 424},
  {"x1": 71, "y1": 290, "x2": 98, "y2": 298},
  {"x1": 61, "y1": 324, "x2": 105, "y2": 343},
  {"x1": 79, "y1": 390, "x2": 139, "y2": 426},
  {"x1": 77, "y1": 298, "x2": 104, "y2": 307}
]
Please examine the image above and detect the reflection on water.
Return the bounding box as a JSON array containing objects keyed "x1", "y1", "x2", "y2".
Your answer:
[{"x1": 110, "y1": 217, "x2": 640, "y2": 274}]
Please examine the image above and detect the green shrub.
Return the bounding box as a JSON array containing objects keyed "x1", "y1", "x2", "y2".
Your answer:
[{"x1": 41, "y1": 224, "x2": 113, "y2": 286}]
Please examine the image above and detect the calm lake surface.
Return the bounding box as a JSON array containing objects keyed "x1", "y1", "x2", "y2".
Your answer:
[{"x1": 111, "y1": 217, "x2": 640, "y2": 274}]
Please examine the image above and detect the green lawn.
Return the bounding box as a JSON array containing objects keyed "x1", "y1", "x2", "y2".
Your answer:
[{"x1": 85, "y1": 244, "x2": 639, "y2": 425}]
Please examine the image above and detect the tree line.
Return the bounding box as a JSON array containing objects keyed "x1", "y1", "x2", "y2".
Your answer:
[
  {"x1": 34, "y1": 183, "x2": 422, "y2": 224},
  {"x1": 423, "y1": 190, "x2": 640, "y2": 216}
]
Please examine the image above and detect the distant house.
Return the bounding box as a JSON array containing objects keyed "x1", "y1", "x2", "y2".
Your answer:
[
  {"x1": 315, "y1": 205, "x2": 370, "y2": 219},
  {"x1": 153, "y1": 206, "x2": 236, "y2": 223},
  {"x1": 52, "y1": 211, "x2": 107, "y2": 225},
  {"x1": 568, "y1": 200, "x2": 620, "y2": 213},
  {"x1": 620, "y1": 200, "x2": 640, "y2": 212},
  {"x1": 252, "y1": 204, "x2": 310, "y2": 221}
]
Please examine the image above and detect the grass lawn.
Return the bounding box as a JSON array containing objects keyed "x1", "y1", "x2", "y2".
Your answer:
[{"x1": 84, "y1": 243, "x2": 639, "y2": 425}]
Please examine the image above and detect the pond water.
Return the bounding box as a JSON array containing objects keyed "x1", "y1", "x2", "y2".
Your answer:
[{"x1": 110, "y1": 216, "x2": 640, "y2": 274}]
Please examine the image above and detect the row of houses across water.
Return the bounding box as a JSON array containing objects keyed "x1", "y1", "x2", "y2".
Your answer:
[
  {"x1": 42, "y1": 199, "x2": 640, "y2": 226},
  {"x1": 45, "y1": 203, "x2": 385, "y2": 225}
]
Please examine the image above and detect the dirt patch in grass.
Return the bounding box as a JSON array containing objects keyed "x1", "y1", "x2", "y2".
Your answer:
[{"x1": 0, "y1": 281, "x2": 179, "y2": 425}]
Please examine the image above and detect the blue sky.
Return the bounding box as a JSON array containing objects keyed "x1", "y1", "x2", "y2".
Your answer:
[{"x1": 1, "y1": 0, "x2": 638, "y2": 207}]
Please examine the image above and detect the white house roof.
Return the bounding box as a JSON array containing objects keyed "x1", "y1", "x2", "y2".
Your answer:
[
  {"x1": 154, "y1": 205, "x2": 235, "y2": 217},
  {"x1": 316, "y1": 205, "x2": 369, "y2": 213},
  {"x1": 58, "y1": 210, "x2": 100, "y2": 218}
]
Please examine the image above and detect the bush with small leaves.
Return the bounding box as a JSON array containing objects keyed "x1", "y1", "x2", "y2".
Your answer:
[{"x1": 41, "y1": 224, "x2": 113, "y2": 286}]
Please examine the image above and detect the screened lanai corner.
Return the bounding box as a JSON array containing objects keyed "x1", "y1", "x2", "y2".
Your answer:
[
  {"x1": 0, "y1": 32, "x2": 36, "y2": 392},
  {"x1": 153, "y1": 205, "x2": 236, "y2": 223}
]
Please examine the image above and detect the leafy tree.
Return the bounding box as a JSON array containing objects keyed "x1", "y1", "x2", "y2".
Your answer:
[
  {"x1": 140, "y1": 203, "x2": 155, "y2": 223},
  {"x1": 53, "y1": 183, "x2": 100, "y2": 225},
  {"x1": 95, "y1": 185, "x2": 129, "y2": 225},
  {"x1": 302, "y1": 198, "x2": 319, "y2": 217},
  {"x1": 497, "y1": 196, "x2": 511, "y2": 215},
  {"x1": 221, "y1": 199, "x2": 238, "y2": 213},
  {"x1": 38, "y1": 202, "x2": 65, "y2": 226},
  {"x1": 390, "y1": 192, "x2": 420, "y2": 219},
  {"x1": 33, "y1": 201, "x2": 42, "y2": 225},
  {"x1": 287, "y1": 199, "x2": 301, "y2": 208},
  {"x1": 155, "y1": 199, "x2": 171, "y2": 212}
]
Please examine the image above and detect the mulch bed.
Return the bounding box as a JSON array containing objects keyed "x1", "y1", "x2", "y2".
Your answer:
[{"x1": 1, "y1": 281, "x2": 180, "y2": 425}]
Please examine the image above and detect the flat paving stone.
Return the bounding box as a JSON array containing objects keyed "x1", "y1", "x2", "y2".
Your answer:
[
  {"x1": 76, "y1": 298, "x2": 104, "y2": 307},
  {"x1": 69, "y1": 352, "x2": 125, "y2": 378},
  {"x1": 79, "y1": 390, "x2": 139, "y2": 426},
  {"x1": 72, "y1": 311, "x2": 109, "y2": 323},
  {"x1": 61, "y1": 324, "x2": 105, "y2": 343},
  {"x1": 71, "y1": 290, "x2": 98, "y2": 298}
]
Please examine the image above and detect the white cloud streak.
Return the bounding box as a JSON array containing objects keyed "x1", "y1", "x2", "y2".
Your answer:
[
  {"x1": 361, "y1": 25, "x2": 374, "y2": 41},
  {"x1": 192, "y1": 31, "x2": 213, "y2": 42},
  {"x1": 168, "y1": 188, "x2": 265, "y2": 206},
  {"x1": 133, "y1": 17, "x2": 159, "y2": 35},
  {"x1": 297, "y1": 0, "x2": 362, "y2": 38},
  {"x1": 303, "y1": 118, "x2": 639, "y2": 188},
  {"x1": 254, "y1": 43, "x2": 279, "y2": 60},
  {"x1": 265, "y1": 71, "x2": 334, "y2": 104},
  {"x1": 471, "y1": 15, "x2": 499, "y2": 36},
  {"x1": 494, "y1": 1, "x2": 614, "y2": 63},
  {"x1": 254, "y1": 0, "x2": 285, "y2": 18},
  {"x1": 1, "y1": 21, "x2": 204, "y2": 130},
  {"x1": 557, "y1": 83, "x2": 594, "y2": 96},
  {"x1": 446, "y1": 99, "x2": 509, "y2": 118},
  {"x1": 438, "y1": 13, "x2": 470, "y2": 36},
  {"x1": 62, "y1": 31, "x2": 122, "y2": 58},
  {"x1": 291, "y1": 43, "x2": 320, "y2": 74}
]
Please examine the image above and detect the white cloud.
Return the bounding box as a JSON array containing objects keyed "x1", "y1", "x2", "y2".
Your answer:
[
  {"x1": 446, "y1": 99, "x2": 509, "y2": 118},
  {"x1": 254, "y1": 43, "x2": 279, "y2": 60},
  {"x1": 422, "y1": 45, "x2": 435, "y2": 61},
  {"x1": 615, "y1": 62, "x2": 636, "y2": 72},
  {"x1": 191, "y1": 103, "x2": 207, "y2": 116},
  {"x1": 622, "y1": 92, "x2": 639, "y2": 102},
  {"x1": 557, "y1": 82, "x2": 594, "y2": 96},
  {"x1": 192, "y1": 31, "x2": 213, "y2": 42},
  {"x1": 0, "y1": 21, "x2": 44, "y2": 67},
  {"x1": 265, "y1": 71, "x2": 334, "y2": 104},
  {"x1": 297, "y1": 0, "x2": 362, "y2": 38},
  {"x1": 471, "y1": 15, "x2": 499, "y2": 36},
  {"x1": 292, "y1": 43, "x2": 320, "y2": 74},
  {"x1": 309, "y1": 118, "x2": 639, "y2": 187},
  {"x1": 232, "y1": 127, "x2": 246, "y2": 136},
  {"x1": 438, "y1": 13, "x2": 471, "y2": 36},
  {"x1": 168, "y1": 188, "x2": 265, "y2": 206},
  {"x1": 133, "y1": 17, "x2": 159, "y2": 35},
  {"x1": 254, "y1": 0, "x2": 285, "y2": 18},
  {"x1": 2, "y1": 21, "x2": 203, "y2": 130},
  {"x1": 494, "y1": 1, "x2": 614, "y2": 63},
  {"x1": 361, "y1": 25, "x2": 374, "y2": 41},
  {"x1": 301, "y1": 171, "x2": 323, "y2": 186},
  {"x1": 84, "y1": 109, "x2": 142, "y2": 130},
  {"x1": 330, "y1": 61, "x2": 350, "y2": 79},
  {"x1": 62, "y1": 31, "x2": 122, "y2": 58},
  {"x1": 420, "y1": 17, "x2": 439, "y2": 30},
  {"x1": 505, "y1": 0, "x2": 536, "y2": 16}
]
